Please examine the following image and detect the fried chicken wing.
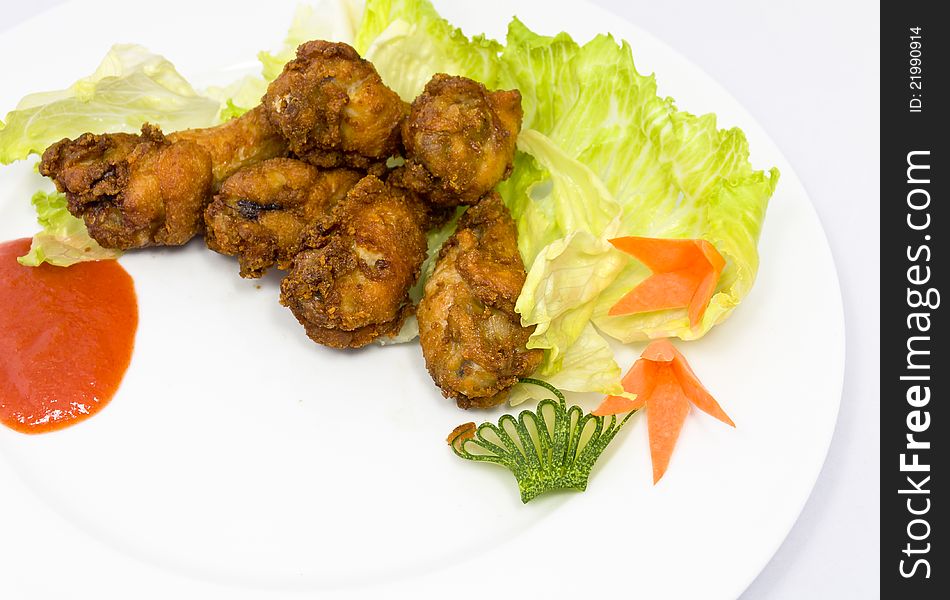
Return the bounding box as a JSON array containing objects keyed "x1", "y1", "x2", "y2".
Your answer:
[
  {"x1": 417, "y1": 193, "x2": 542, "y2": 408},
  {"x1": 39, "y1": 107, "x2": 287, "y2": 248},
  {"x1": 280, "y1": 175, "x2": 428, "y2": 348},
  {"x1": 263, "y1": 41, "x2": 407, "y2": 170},
  {"x1": 171, "y1": 105, "x2": 289, "y2": 184},
  {"x1": 204, "y1": 158, "x2": 362, "y2": 278},
  {"x1": 390, "y1": 74, "x2": 522, "y2": 207}
]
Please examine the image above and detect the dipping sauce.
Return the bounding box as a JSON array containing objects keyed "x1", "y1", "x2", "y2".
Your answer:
[{"x1": 0, "y1": 238, "x2": 137, "y2": 434}]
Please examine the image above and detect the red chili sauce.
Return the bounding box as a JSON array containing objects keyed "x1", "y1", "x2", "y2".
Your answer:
[{"x1": 0, "y1": 238, "x2": 137, "y2": 434}]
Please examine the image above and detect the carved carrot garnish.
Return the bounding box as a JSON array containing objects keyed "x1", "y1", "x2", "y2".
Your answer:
[
  {"x1": 608, "y1": 237, "x2": 726, "y2": 328},
  {"x1": 593, "y1": 339, "x2": 734, "y2": 483}
]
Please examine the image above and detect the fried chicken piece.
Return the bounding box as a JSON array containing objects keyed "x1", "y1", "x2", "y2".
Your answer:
[
  {"x1": 39, "y1": 107, "x2": 287, "y2": 248},
  {"x1": 417, "y1": 194, "x2": 542, "y2": 409},
  {"x1": 389, "y1": 74, "x2": 523, "y2": 207},
  {"x1": 204, "y1": 159, "x2": 362, "y2": 278},
  {"x1": 280, "y1": 175, "x2": 429, "y2": 348},
  {"x1": 263, "y1": 41, "x2": 407, "y2": 170},
  {"x1": 171, "y1": 106, "x2": 289, "y2": 184}
]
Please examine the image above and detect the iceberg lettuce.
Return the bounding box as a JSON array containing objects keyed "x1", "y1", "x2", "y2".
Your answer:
[
  {"x1": 0, "y1": 44, "x2": 220, "y2": 164},
  {"x1": 214, "y1": 0, "x2": 366, "y2": 119},
  {"x1": 507, "y1": 323, "x2": 625, "y2": 405},
  {"x1": 356, "y1": 4, "x2": 778, "y2": 393},
  {"x1": 509, "y1": 130, "x2": 627, "y2": 390},
  {"x1": 355, "y1": 0, "x2": 502, "y2": 100},
  {"x1": 17, "y1": 191, "x2": 122, "y2": 267},
  {"x1": 494, "y1": 21, "x2": 778, "y2": 386}
]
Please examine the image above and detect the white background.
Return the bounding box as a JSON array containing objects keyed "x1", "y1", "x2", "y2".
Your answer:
[{"x1": 1, "y1": 0, "x2": 880, "y2": 598}]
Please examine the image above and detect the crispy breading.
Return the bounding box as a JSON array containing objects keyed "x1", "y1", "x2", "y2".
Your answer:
[
  {"x1": 170, "y1": 106, "x2": 289, "y2": 184},
  {"x1": 390, "y1": 74, "x2": 522, "y2": 207},
  {"x1": 204, "y1": 158, "x2": 362, "y2": 278},
  {"x1": 263, "y1": 41, "x2": 407, "y2": 170},
  {"x1": 417, "y1": 193, "x2": 542, "y2": 408},
  {"x1": 39, "y1": 107, "x2": 287, "y2": 248},
  {"x1": 280, "y1": 175, "x2": 429, "y2": 348}
]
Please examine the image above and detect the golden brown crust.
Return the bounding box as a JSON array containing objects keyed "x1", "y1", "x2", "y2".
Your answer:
[
  {"x1": 40, "y1": 125, "x2": 213, "y2": 248},
  {"x1": 390, "y1": 74, "x2": 523, "y2": 207},
  {"x1": 204, "y1": 158, "x2": 362, "y2": 278},
  {"x1": 417, "y1": 193, "x2": 542, "y2": 408},
  {"x1": 39, "y1": 107, "x2": 288, "y2": 249},
  {"x1": 169, "y1": 106, "x2": 288, "y2": 187},
  {"x1": 279, "y1": 175, "x2": 429, "y2": 349},
  {"x1": 263, "y1": 41, "x2": 407, "y2": 170}
]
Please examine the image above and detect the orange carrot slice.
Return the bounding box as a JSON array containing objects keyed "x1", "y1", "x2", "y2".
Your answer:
[
  {"x1": 670, "y1": 350, "x2": 735, "y2": 427},
  {"x1": 698, "y1": 239, "x2": 726, "y2": 272},
  {"x1": 593, "y1": 339, "x2": 734, "y2": 483},
  {"x1": 608, "y1": 271, "x2": 697, "y2": 316},
  {"x1": 688, "y1": 268, "x2": 720, "y2": 328},
  {"x1": 608, "y1": 236, "x2": 726, "y2": 328},
  {"x1": 644, "y1": 370, "x2": 690, "y2": 483},
  {"x1": 593, "y1": 360, "x2": 652, "y2": 416},
  {"x1": 609, "y1": 237, "x2": 698, "y2": 272},
  {"x1": 639, "y1": 338, "x2": 677, "y2": 362},
  {"x1": 594, "y1": 394, "x2": 643, "y2": 415}
]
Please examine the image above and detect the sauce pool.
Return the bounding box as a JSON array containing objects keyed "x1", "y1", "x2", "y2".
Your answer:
[{"x1": 0, "y1": 238, "x2": 137, "y2": 434}]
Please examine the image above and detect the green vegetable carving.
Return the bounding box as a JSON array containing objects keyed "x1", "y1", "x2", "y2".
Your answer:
[{"x1": 447, "y1": 379, "x2": 636, "y2": 503}]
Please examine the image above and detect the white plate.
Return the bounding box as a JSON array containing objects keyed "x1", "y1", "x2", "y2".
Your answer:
[{"x1": 0, "y1": 1, "x2": 844, "y2": 598}]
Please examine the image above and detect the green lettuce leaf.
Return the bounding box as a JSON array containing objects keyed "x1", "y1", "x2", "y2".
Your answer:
[
  {"x1": 215, "y1": 99, "x2": 249, "y2": 123},
  {"x1": 213, "y1": 1, "x2": 366, "y2": 120},
  {"x1": 359, "y1": 7, "x2": 778, "y2": 389},
  {"x1": 594, "y1": 163, "x2": 778, "y2": 341},
  {"x1": 508, "y1": 323, "x2": 625, "y2": 404},
  {"x1": 514, "y1": 230, "x2": 625, "y2": 393},
  {"x1": 17, "y1": 191, "x2": 122, "y2": 267},
  {"x1": 503, "y1": 130, "x2": 625, "y2": 392},
  {"x1": 204, "y1": 77, "x2": 270, "y2": 122},
  {"x1": 261, "y1": 1, "x2": 365, "y2": 78},
  {"x1": 509, "y1": 129, "x2": 620, "y2": 264},
  {"x1": 355, "y1": 0, "x2": 502, "y2": 100},
  {"x1": 496, "y1": 21, "x2": 778, "y2": 348},
  {"x1": 0, "y1": 44, "x2": 220, "y2": 164}
]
